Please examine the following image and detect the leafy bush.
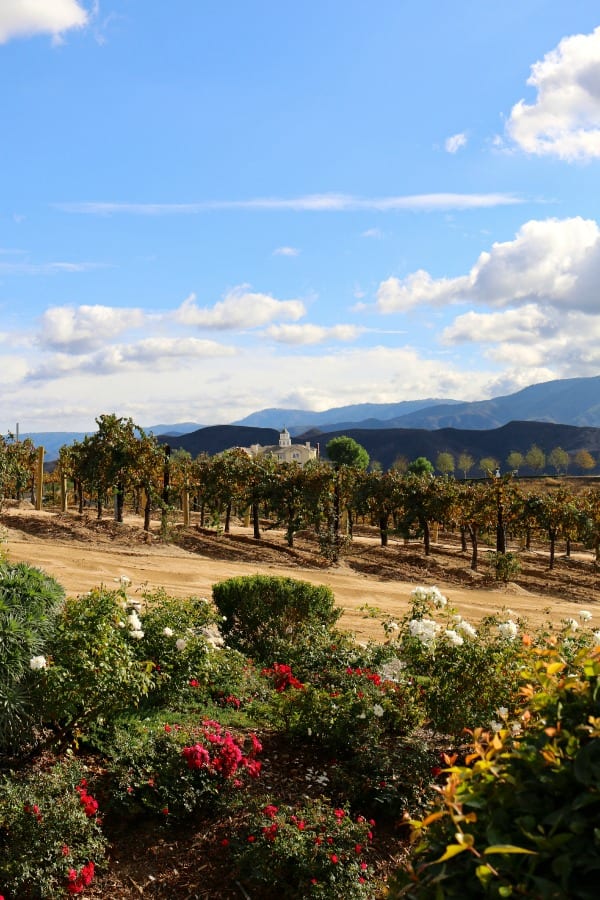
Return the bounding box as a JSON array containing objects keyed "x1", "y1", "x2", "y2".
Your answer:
[
  {"x1": 212, "y1": 575, "x2": 342, "y2": 665},
  {"x1": 487, "y1": 551, "x2": 521, "y2": 582},
  {"x1": 261, "y1": 659, "x2": 423, "y2": 755},
  {"x1": 0, "y1": 562, "x2": 64, "y2": 750},
  {"x1": 129, "y1": 589, "x2": 222, "y2": 706},
  {"x1": 231, "y1": 797, "x2": 378, "y2": 899},
  {"x1": 391, "y1": 587, "x2": 528, "y2": 735},
  {"x1": 105, "y1": 718, "x2": 262, "y2": 820},
  {"x1": 391, "y1": 644, "x2": 600, "y2": 899},
  {"x1": 41, "y1": 587, "x2": 153, "y2": 740},
  {"x1": 0, "y1": 761, "x2": 106, "y2": 899}
]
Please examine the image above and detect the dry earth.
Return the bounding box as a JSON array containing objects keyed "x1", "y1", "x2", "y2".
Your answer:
[{"x1": 2, "y1": 504, "x2": 599, "y2": 637}]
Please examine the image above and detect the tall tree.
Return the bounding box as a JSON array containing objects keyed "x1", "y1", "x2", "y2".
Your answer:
[
  {"x1": 457, "y1": 451, "x2": 475, "y2": 480},
  {"x1": 435, "y1": 451, "x2": 455, "y2": 477}
]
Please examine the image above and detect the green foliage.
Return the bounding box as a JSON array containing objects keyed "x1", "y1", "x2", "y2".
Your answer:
[
  {"x1": 488, "y1": 551, "x2": 521, "y2": 582},
  {"x1": 391, "y1": 644, "x2": 600, "y2": 898},
  {"x1": 212, "y1": 575, "x2": 342, "y2": 665},
  {"x1": 42, "y1": 587, "x2": 154, "y2": 739},
  {"x1": 262, "y1": 658, "x2": 423, "y2": 755},
  {"x1": 0, "y1": 562, "x2": 64, "y2": 750},
  {"x1": 392, "y1": 587, "x2": 527, "y2": 736},
  {"x1": 105, "y1": 718, "x2": 262, "y2": 821},
  {"x1": 325, "y1": 436, "x2": 370, "y2": 470},
  {"x1": 231, "y1": 797, "x2": 378, "y2": 899},
  {"x1": 129, "y1": 589, "x2": 220, "y2": 706},
  {"x1": 407, "y1": 457, "x2": 434, "y2": 476},
  {"x1": 0, "y1": 761, "x2": 106, "y2": 899}
]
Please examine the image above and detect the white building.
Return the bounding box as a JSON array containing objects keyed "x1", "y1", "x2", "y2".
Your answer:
[{"x1": 246, "y1": 428, "x2": 318, "y2": 466}]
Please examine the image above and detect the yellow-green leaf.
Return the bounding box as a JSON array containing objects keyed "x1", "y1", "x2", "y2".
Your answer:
[
  {"x1": 434, "y1": 843, "x2": 469, "y2": 862},
  {"x1": 484, "y1": 844, "x2": 537, "y2": 855}
]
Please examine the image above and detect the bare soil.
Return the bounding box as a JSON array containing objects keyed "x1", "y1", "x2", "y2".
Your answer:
[
  {"x1": 1, "y1": 505, "x2": 599, "y2": 898},
  {"x1": 1, "y1": 505, "x2": 598, "y2": 639}
]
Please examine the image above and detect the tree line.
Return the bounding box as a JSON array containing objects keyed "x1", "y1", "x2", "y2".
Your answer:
[{"x1": 1, "y1": 415, "x2": 600, "y2": 569}]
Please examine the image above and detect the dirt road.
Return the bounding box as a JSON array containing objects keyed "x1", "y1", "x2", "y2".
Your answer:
[{"x1": 2, "y1": 507, "x2": 591, "y2": 640}]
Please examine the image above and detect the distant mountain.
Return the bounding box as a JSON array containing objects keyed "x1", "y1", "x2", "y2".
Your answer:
[
  {"x1": 233, "y1": 399, "x2": 459, "y2": 432},
  {"x1": 157, "y1": 425, "x2": 280, "y2": 456},
  {"x1": 146, "y1": 422, "x2": 204, "y2": 436},
  {"x1": 375, "y1": 375, "x2": 600, "y2": 430},
  {"x1": 153, "y1": 420, "x2": 600, "y2": 473},
  {"x1": 306, "y1": 420, "x2": 600, "y2": 472},
  {"x1": 231, "y1": 376, "x2": 600, "y2": 432}
]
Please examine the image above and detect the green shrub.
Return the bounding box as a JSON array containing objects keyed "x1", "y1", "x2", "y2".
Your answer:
[
  {"x1": 105, "y1": 718, "x2": 263, "y2": 820},
  {"x1": 261, "y1": 660, "x2": 423, "y2": 755},
  {"x1": 212, "y1": 575, "x2": 342, "y2": 665},
  {"x1": 130, "y1": 589, "x2": 221, "y2": 706},
  {"x1": 0, "y1": 761, "x2": 106, "y2": 899},
  {"x1": 230, "y1": 797, "x2": 378, "y2": 899},
  {"x1": 390, "y1": 644, "x2": 600, "y2": 899},
  {"x1": 0, "y1": 562, "x2": 64, "y2": 750},
  {"x1": 392, "y1": 587, "x2": 528, "y2": 736},
  {"x1": 488, "y1": 551, "x2": 521, "y2": 582},
  {"x1": 41, "y1": 587, "x2": 153, "y2": 740}
]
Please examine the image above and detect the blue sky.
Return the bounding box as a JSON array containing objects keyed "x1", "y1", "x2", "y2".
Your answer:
[{"x1": 2, "y1": 0, "x2": 600, "y2": 431}]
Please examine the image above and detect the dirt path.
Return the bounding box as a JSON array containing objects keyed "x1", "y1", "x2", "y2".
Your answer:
[{"x1": 2, "y1": 507, "x2": 592, "y2": 640}]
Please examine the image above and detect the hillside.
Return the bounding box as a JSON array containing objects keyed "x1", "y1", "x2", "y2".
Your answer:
[{"x1": 156, "y1": 420, "x2": 600, "y2": 473}]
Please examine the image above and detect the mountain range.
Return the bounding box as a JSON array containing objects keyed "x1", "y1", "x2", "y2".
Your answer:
[{"x1": 12, "y1": 374, "x2": 600, "y2": 465}]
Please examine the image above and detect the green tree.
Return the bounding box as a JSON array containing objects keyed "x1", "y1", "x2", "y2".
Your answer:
[
  {"x1": 407, "y1": 456, "x2": 434, "y2": 477},
  {"x1": 435, "y1": 451, "x2": 455, "y2": 477},
  {"x1": 457, "y1": 451, "x2": 474, "y2": 479},
  {"x1": 506, "y1": 450, "x2": 524, "y2": 474},
  {"x1": 526, "y1": 443, "x2": 546, "y2": 474},
  {"x1": 479, "y1": 456, "x2": 499, "y2": 476},
  {"x1": 325, "y1": 436, "x2": 370, "y2": 470},
  {"x1": 548, "y1": 446, "x2": 569, "y2": 475}
]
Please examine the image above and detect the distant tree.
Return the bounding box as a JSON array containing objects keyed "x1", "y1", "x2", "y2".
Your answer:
[
  {"x1": 325, "y1": 436, "x2": 370, "y2": 470},
  {"x1": 506, "y1": 451, "x2": 524, "y2": 474},
  {"x1": 526, "y1": 444, "x2": 546, "y2": 474},
  {"x1": 574, "y1": 449, "x2": 596, "y2": 473},
  {"x1": 408, "y1": 456, "x2": 434, "y2": 477},
  {"x1": 479, "y1": 457, "x2": 499, "y2": 476},
  {"x1": 325, "y1": 436, "x2": 369, "y2": 561},
  {"x1": 435, "y1": 451, "x2": 455, "y2": 477},
  {"x1": 457, "y1": 451, "x2": 475, "y2": 480},
  {"x1": 390, "y1": 455, "x2": 409, "y2": 474},
  {"x1": 548, "y1": 446, "x2": 569, "y2": 475}
]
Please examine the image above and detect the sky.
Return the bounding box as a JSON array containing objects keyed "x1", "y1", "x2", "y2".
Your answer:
[{"x1": 2, "y1": 0, "x2": 600, "y2": 432}]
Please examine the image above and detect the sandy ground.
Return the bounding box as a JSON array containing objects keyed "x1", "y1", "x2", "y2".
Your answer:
[{"x1": 2, "y1": 506, "x2": 596, "y2": 640}]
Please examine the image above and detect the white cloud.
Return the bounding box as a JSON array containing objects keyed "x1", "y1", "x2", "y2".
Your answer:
[
  {"x1": 507, "y1": 26, "x2": 600, "y2": 159},
  {"x1": 27, "y1": 337, "x2": 236, "y2": 382},
  {"x1": 39, "y1": 304, "x2": 145, "y2": 353},
  {"x1": 0, "y1": 0, "x2": 88, "y2": 44},
  {"x1": 273, "y1": 246, "x2": 300, "y2": 256},
  {"x1": 264, "y1": 324, "x2": 363, "y2": 345},
  {"x1": 174, "y1": 287, "x2": 306, "y2": 330},
  {"x1": 442, "y1": 305, "x2": 550, "y2": 344},
  {"x1": 362, "y1": 228, "x2": 384, "y2": 239},
  {"x1": 377, "y1": 217, "x2": 600, "y2": 313},
  {"x1": 56, "y1": 192, "x2": 523, "y2": 215},
  {"x1": 0, "y1": 260, "x2": 105, "y2": 275},
  {"x1": 445, "y1": 132, "x2": 468, "y2": 153}
]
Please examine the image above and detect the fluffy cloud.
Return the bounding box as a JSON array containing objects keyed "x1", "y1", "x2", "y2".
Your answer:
[
  {"x1": 377, "y1": 217, "x2": 600, "y2": 313},
  {"x1": 174, "y1": 288, "x2": 305, "y2": 330},
  {"x1": 38, "y1": 304, "x2": 146, "y2": 353},
  {"x1": 507, "y1": 26, "x2": 600, "y2": 159},
  {"x1": 264, "y1": 324, "x2": 363, "y2": 345},
  {"x1": 0, "y1": 0, "x2": 88, "y2": 43},
  {"x1": 445, "y1": 132, "x2": 467, "y2": 153},
  {"x1": 27, "y1": 337, "x2": 235, "y2": 381}
]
